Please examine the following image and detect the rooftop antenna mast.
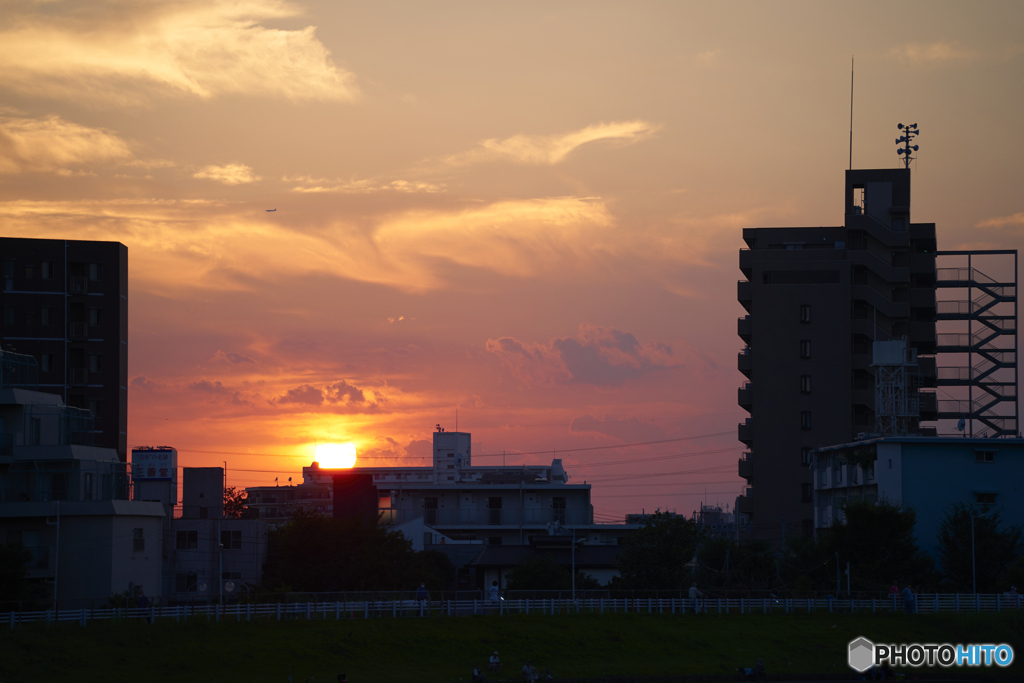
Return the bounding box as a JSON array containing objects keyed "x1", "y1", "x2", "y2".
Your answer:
[
  {"x1": 896, "y1": 122, "x2": 920, "y2": 169},
  {"x1": 849, "y1": 57, "x2": 854, "y2": 170}
]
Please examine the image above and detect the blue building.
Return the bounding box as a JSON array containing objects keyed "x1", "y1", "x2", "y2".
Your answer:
[{"x1": 812, "y1": 436, "x2": 1024, "y2": 557}]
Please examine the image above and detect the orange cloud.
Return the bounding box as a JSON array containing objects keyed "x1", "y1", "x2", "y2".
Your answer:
[
  {"x1": 447, "y1": 120, "x2": 659, "y2": 166},
  {"x1": 0, "y1": 1, "x2": 357, "y2": 106},
  {"x1": 194, "y1": 163, "x2": 260, "y2": 185},
  {"x1": 486, "y1": 323, "x2": 687, "y2": 387},
  {"x1": 891, "y1": 41, "x2": 978, "y2": 65},
  {"x1": 0, "y1": 112, "x2": 133, "y2": 174},
  {"x1": 976, "y1": 212, "x2": 1024, "y2": 230}
]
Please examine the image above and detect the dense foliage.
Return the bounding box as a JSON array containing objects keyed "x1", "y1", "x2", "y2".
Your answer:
[
  {"x1": 613, "y1": 512, "x2": 704, "y2": 589},
  {"x1": 261, "y1": 509, "x2": 454, "y2": 592},
  {"x1": 936, "y1": 502, "x2": 1022, "y2": 592},
  {"x1": 504, "y1": 556, "x2": 599, "y2": 591}
]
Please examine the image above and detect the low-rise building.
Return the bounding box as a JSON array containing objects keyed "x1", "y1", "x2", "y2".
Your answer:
[
  {"x1": 0, "y1": 381, "x2": 164, "y2": 608},
  {"x1": 812, "y1": 436, "x2": 1024, "y2": 557}
]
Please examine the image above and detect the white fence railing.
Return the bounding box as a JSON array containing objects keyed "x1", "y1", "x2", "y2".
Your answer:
[{"x1": 4, "y1": 593, "x2": 1023, "y2": 629}]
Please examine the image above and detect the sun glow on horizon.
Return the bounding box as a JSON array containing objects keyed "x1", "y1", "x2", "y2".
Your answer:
[{"x1": 314, "y1": 442, "x2": 357, "y2": 468}]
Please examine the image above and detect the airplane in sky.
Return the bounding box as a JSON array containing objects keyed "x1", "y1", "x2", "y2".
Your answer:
[{"x1": 266, "y1": 208, "x2": 276, "y2": 212}]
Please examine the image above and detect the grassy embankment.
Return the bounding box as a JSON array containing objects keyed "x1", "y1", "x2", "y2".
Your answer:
[{"x1": 3, "y1": 610, "x2": 1022, "y2": 682}]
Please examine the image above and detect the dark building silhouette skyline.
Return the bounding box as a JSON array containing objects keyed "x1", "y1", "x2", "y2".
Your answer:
[
  {"x1": 736, "y1": 168, "x2": 937, "y2": 544},
  {"x1": 1, "y1": 237, "x2": 128, "y2": 461}
]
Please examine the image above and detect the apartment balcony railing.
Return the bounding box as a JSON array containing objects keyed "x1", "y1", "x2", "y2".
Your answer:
[{"x1": 387, "y1": 508, "x2": 591, "y2": 527}]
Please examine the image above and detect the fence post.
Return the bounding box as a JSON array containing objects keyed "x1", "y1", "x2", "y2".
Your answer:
[{"x1": 600, "y1": 598, "x2": 604, "y2": 614}]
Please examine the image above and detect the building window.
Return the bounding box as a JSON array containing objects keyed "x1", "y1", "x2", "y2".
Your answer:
[
  {"x1": 41, "y1": 307, "x2": 54, "y2": 326},
  {"x1": 3, "y1": 306, "x2": 13, "y2": 325},
  {"x1": 132, "y1": 528, "x2": 145, "y2": 552},
  {"x1": 89, "y1": 354, "x2": 102, "y2": 373},
  {"x1": 800, "y1": 340, "x2": 811, "y2": 358},
  {"x1": 222, "y1": 571, "x2": 242, "y2": 581},
  {"x1": 41, "y1": 354, "x2": 54, "y2": 373},
  {"x1": 42, "y1": 262, "x2": 54, "y2": 280},
  {"x1": 800, "y1": 375, "x2": 811, "y2": 394},
  {"x1": 975, "y1": 451, "x2": 995, "y2": 463},
  {"x1": 89, "y1": 263, "x2": 102, "y2": 282},
  {"x1": 800, "y1": 305, "x2": 811, "y2": 323},
  {"x1": 424, "y1": 497, "x2": 438, "y2": 525},
  {"x1": 801, "y1": 447, "x2": 812, "y2": 466},
  {"x1": 175, "y1": 572, "x2": 198, "y2": 593},
  {"x1": 802, "y1": 519, "x2": 814, "y2": 538},
  {"x1": 24, "y1": 309, "x2": 32, "y2": 325},
  {"x1": 88, "y1": 399, "x2": 102, "y2": 419},
  {"x1": 220, "y1": 529, "x2": 242, "y2": 550},
  {"x1": 176, "y1": 530, "x2": 198, "y2": 550},
  {"x1": 553, "y1": 496, "x2": 566, "y2": 524},
  {"x1": 800, "y1": 411, "x2": 812, "y2": 430},
  {"x1": 975, "y1": 492, "x2": 997, "y2": 506},
  {"x1": 89, "y1": 308, "x2": 103, "y2": 327},
  {"x1": 488, "y1": 497, "x2": 502, "y2": 525},
  {"x1": 83, "y1": 472, "x2": 94, "y2": 500},
  {"x1": 801, "y1": 483, "x2": 813, "y2": 503},
  {"x1": 25, "y1": 265, "x2": 33, "y2": 280}
]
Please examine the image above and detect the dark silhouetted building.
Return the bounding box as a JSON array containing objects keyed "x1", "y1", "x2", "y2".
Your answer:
[
  {"x1": 736, "y1": 168, "x2": 937, "y2": 544},
  {"x1": 1, "y1": 238, "x2": 128, "y2": 461}
]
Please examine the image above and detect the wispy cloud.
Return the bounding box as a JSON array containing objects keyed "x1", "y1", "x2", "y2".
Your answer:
[
  {"x1": 891, "y1": 41, "x2": 978, "y2": 65},
  {"x1": 0, "y1": 112, "x2": 133, "y2": 174},
  {"x1": 447, "y1": 120, "x2": 659, "y2": 166},
  {"x1": 976, "y1": 212, "x2": 1024, "y2": 230},
  {"x1": 0, "y1": 1, "x2": 357, "y2": 106},
  {"x1": 486, "y1": 323, "x2": 684, "y2": 387},
  {"x1": 287, "y1": 177, "x2": 445, "y2": 194},
  {"x1": 194, "y1": 163, "x2": 260, "y2": 185},
  {"x1": 694, "y1": 49, "x2": 723, "y2": 67}
]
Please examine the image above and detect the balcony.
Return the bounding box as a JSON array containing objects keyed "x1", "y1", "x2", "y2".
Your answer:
[
  {"x1": 737, "y1": 348, "x2": 752, "y2": 378},
  {"x1": 69, "y1": 322, "x2": 88, "y2": 339},
  {"x1": 395, "y1": 508, "x2": 592, "y2": 527},
  {"x1": 738, "y1": 456, "x2": 753, "y2": 482},
  {"x1": 738, "y1": 419, "x2": 753, "y2": 446},
  {"x1": 69, "y1": 368, "x2": 88, "y2": 385},
  {"x1": 738, "y1": 383, "x2": 752, "y2": 411},
  {"x1": 909, "y1": 252, "x2": 936, "y2": 274},
  {"x1": 737, "y1": 315, "x2": 751, "y2": 342},
  {"x1": 737, "y1": 280, "x2": 751, "y2": 312},
  {"x1": 69, "y1": 276, "x2": 88, "y2": 295},
  {"x1": 736, "y1": 495, "x2": 753, "y2": 515}
]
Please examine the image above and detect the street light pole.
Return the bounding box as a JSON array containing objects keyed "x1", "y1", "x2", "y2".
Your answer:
[{"x1": 971, "y1": 508, "x2": 993, "y2": 595}]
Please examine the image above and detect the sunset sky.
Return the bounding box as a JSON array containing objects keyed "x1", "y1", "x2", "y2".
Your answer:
[{"x1": 2, "y1": 1, "x2": 1023, "y2": 522}]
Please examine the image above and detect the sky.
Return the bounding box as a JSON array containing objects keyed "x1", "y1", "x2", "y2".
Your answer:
[{"x1": 2, "y1": 1, "x2": 1023, "y2": 523}]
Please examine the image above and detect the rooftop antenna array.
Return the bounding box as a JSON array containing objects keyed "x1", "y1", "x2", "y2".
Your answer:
[{"x1": 896, "y1": 123, "x2": 919, "y2": 169}]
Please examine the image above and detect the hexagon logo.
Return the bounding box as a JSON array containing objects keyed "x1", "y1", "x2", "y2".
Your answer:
[{"x1": 848, "y1": 637, "x2": 875, "y2": 672}]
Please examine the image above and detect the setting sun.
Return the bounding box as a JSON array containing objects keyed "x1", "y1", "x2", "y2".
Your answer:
[{"x1": 315, "y1": 442, "x2": 357, "y2": 469}]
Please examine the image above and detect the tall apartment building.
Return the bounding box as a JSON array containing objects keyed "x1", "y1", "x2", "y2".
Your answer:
[
  {"x1": 736, "y1": 168, "x2": 937, "y2": 543},
  {"x1": 1, "y1": 238, "x2": 128, "y2": 461}
]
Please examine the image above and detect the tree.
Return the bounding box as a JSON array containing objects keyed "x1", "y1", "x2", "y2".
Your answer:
[
  {"x1": 818, "y1": 500, "x2": 935, "y2": 592},
  {"x1": 0, "y1": 543, "x2": 33, "y2": 603},
  {"x1": 936, "y1": 502, "x2": 1022, "y2": 592},
  {"x1": 504, "y1": 556, "x2": 600, "y2": 591},
  {"x1": 223, "y1": 486, "x2": 251, "y2": 519},
  {"x1": 695, "y1": 537, "x2": 783, "y2": 592},
  {"x1": 261, "y1": 509, "x2": 437, "y2": 592},
  {"x1": 614, "y1": 512, "x2": 704, "y2": 589}
]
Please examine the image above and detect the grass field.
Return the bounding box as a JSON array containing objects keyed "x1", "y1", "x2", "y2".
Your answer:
[{"x1": 3, "y1": 610, "x2": 1022, "y2": 682}]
